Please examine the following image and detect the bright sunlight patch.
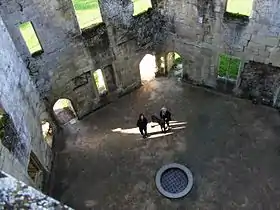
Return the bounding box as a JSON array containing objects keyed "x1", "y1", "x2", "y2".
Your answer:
[
  {"x1": 72, "y1": 0, "x2": 102, "y2": 29},
  {"x1": 133, "y1": 0, "x2": 152, "y2": 16},
  {"x1": 19, "y1": 22, "x2": 42, "y2": 55},
  {"x1": 226, "y1": 0, "x2": 253, "y2": 16}
]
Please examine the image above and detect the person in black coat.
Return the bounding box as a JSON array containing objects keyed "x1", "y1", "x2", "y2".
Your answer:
[
  {"x1": 160, "y1": 106, "x2": 172, "y2": 128},
  {"x1": 137, "y1": 113, "x2": 148, "y2": 138}
]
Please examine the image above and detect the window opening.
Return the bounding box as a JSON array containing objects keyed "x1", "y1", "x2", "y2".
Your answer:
[
  {"x1": 72, "y1": 0, "x2": 103, "y2": 28},
  {"x1": 133, "y1": 0, "x2": 152, "y2": 16},
  {"x1": 19, "y1": 21, "x2": 43, "y2": 55}
]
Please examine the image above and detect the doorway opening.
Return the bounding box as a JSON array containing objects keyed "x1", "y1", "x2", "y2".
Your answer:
[
  {"x1": 139, "y1": 54, "x2": 157, "y2": 82},
  {"x1": 27, "y1": 151, "x2": 44, "y2": 190},
  {"x1": 41, "y1": 121, "x2": 53, "y2": 146},
  {"x1": 92, "y1": 69, "x2": 108, "y2": 96},
  {"x1": 53, "y1": 99, "x2": 77, "y2": 125},
  {"x1": 165, "y1": 52, "x2": 183, "y2": 78}
]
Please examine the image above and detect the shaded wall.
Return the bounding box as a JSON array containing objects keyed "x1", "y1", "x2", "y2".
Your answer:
[{"x1": 0, "y1": 17, "x2": 52, "y2": 186}]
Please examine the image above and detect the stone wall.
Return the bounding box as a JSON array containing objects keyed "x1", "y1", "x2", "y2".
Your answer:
[
  {"x1": 0, "y1": 0, "x2": 170, "y2": 119},
  {"x1": 0, "y1": 17, "x2": 52, "y2": 186},
  {"x1": 0, "y1": 0, "x2": 280, "y2": 193},
  {"x1": 1, "y1": 0, "x2": 280, "y2": 120},
  {"x1": 239, "y1": 61, "x2": 280, "y2": 107},
  {"x1": 159, "y1": 0, "x2": 280, "y2": 90}
]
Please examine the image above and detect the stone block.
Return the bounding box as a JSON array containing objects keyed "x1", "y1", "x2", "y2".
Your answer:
[
  {"x1": 247, "y1": 41, "x2": 266, "y2": 51},
  {"x1": 251, "y1": 35, "x2": 279, "y2": 47},
  {"x1": 269, "y1": 48, "x2": 280, "y2": 63},
  {"x1": 214, "y1": 6, "x2": 221, "y2": 13},
  {"x1": 258, "y1": 50, "x2": 270, "y2": 58},
  {"x1": 253, "y1": 55, "x2": 265, "y2": 63},
  {"x1": 241, "y1": 33, "x2": 252, "y2": 41},
  {"x1": 244, "y1": 47, "x2": 259, "y2": 55},
  {"x1": 265, "y1": 37, "x2": 279, "y2": 47}
]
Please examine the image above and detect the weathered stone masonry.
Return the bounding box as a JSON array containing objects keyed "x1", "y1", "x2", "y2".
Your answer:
[
  {"x1": 1, "y1": 0, "x2": 280, "y2": 189},
  {"x1": 0, "y1": 17, "x2": 52, "y2": 187}
]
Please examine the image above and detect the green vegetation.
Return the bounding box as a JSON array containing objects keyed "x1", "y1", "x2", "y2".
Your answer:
[
  {"x1": 19, "y1": 22, "x2": 42, "y2": 55},
  {"x1": 174, "y1": 53, "x2": 182, "y2": 65},
  {"x1": 72, "y1": 0, "x2": 102, "y2": 28},
  {"x1": 93, "y1": 69, "x2": 107, "y2": 94},
  {"x1": 133, "y1": 0, "x2": 152, "y2": 16},
  {"x1": 226, "y1": 0, "x2": 253, "y2": 16},
  {"x1": 218, "y1": 54, "x2": 241, "y2": 79}
]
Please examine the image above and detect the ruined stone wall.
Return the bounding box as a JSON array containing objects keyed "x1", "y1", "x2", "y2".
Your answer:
[
  {"x1": 0, "y1": 0, "x2": 111, "y2": 119},
  {"x1": 1, "y1": 0, "x2": 280, "y2": 120},
  {"x1": 159, "y1": 0, "x2": 280, "y2": 91},
  {"x1": 0, "y1": 0, "x2": 168, "y2": 118},
  {"x1": 0, "y1": 17, "x2": 52, "y2": 186},
  {"x1": 239, "y1": 61, "x2": 280, "y2": 107}
]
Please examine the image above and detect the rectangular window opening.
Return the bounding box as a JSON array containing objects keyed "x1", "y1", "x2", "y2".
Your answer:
[
  {"x1": 218, "y1": 54, "x2": 241, "y2": 80},
  {"x1": 92, "y1": 69, "x2": 107, "y2": 95},
  {"x1": 225, "y1": 0, "x2": 253, "y2": 17},
  {"x1": 72, "y1": 0, "x2": 103, "y2": 29},
  {"x1": 19, "y1": 21, "x2": 43, "y2": 56},
  {"x1": 28, "y1": 151, "x2": 44, "y2": 189},
  {"x1": 133, "y1": 0, "x2": 152, "y2": 16}
]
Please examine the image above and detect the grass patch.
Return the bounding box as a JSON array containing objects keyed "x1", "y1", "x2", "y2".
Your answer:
[
  {"x1": 226, "y1": 0, "x2": 253, "y2": 16},
  {"x1": 133, "y1": 0, "x2": 152, "y2": 16},
  {"x1": 19, "y1": 22, "x2": 42, "y2": 55},
  {"x1": 218, "y1": 54, "x2": 240, "y2": 79},
  {"x1": 72, "y1": 0, "x2": 102, "y2": 28}
]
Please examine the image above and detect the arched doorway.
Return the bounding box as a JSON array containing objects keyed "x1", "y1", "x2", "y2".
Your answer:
[
  {"x1": 139, "y1": 54, "x2": 157, "y2": 82},
  {"x1": 53, "y1": 99, "x2": 77, "y2": 125},
  {"x1": 41, "y1": 120, "x2": 53, "y2": 146},
  {"x1": 165, "y1": 52, "x2": 183, "y2": 78}
]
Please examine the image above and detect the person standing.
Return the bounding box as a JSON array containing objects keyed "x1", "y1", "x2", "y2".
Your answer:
[
  {"x1": 160, "y1": 106, "x2": 172, "y2": 129},
  {"x1": 137, "y1": 113, "x2": 148, "y2": 138}
]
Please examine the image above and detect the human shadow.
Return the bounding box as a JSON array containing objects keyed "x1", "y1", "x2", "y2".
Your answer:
[{"x1": 112, "y1": 121, "x2": 187, "y2": 140}]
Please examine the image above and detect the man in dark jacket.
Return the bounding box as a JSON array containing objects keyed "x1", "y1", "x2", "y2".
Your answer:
[
  {"x1": 137, "y1": 113, "x2": 148, "y2": 138},
  {"x1": 160, "y1": 106, "x2": 172, "y2": 129}
]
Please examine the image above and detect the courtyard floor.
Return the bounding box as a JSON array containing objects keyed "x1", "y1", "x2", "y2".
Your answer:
[{"x1": 50, "y1": 78, "x2": 280, "y2": 210}]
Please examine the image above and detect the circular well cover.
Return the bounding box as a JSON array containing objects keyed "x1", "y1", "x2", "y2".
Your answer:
[{"x1": 155, "y1": 163, "x2": 193, "y2": 199}]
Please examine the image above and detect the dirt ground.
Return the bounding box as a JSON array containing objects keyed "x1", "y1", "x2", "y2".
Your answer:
[{"x1": 50, "y1": 78, "x2": 280, "y2": 210}]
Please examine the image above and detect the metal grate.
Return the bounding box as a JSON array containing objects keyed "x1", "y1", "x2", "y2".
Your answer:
[
  {"x1": 161, "y1": 168, "x2": 188, "y2": 194},
  {"x1": 155, "y1": 163, "x2": 193, "y2": 199}
]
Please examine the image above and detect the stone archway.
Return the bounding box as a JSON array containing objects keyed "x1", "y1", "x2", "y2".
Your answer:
[
  {"x1": 164, "y1": 52, "x2": 183, "y2": 77},
  {"x1": 53, "y1": 99, "x2": 77, "y2": 125},
  {"x1": 139, "y1": 54, "x2": 157, "y2": 82}
]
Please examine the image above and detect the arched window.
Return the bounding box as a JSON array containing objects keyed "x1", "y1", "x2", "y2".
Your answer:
[{"x1": 53, "y1": 99, "x2": 77, "y2": 125}]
